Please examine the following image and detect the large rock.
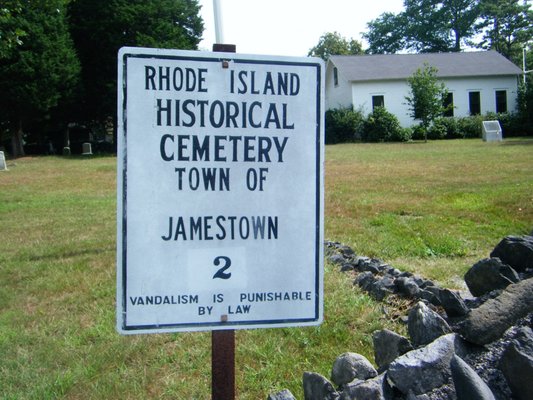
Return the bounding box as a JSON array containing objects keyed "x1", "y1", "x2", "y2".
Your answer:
[
  {"x1": 408, "y1": 302, "x2": 452, "y2": 347},
  {"x1": 267, "y1": 389, "x2": 297, "y2": 400},
  {"x1": 490, "y1": 235, "x2": 533, "y2": 272},
  {"x1": 440, "y1": 289, "x2": 470, "y2": 318},
  {"x1": 387, "y1": 334, "x2": 457, "y2": 395},
  {"x1": 458, "y1": 278, "x2": 533, "y2": 345},
  {"x1": 340, "y1": 373, "x2": 392, "y2": 400},
  {"x1": 372, "y1": 329, "x2": 413, "y2": 371},
  {"x1": 331, "y1": 352, "x2": 377, "y2": 386},
  {"x1": 500, "y1": 326, "x2": 533, "y2": 400},
  {"x1": 450, "y1": 355, "x2": 496, "y2": 400},
  {"x1": 464, "y1": 258, "x2": 519, "y2": 297},
  {"x1": 303, "y1": 372, "x2": 339, "y2": 400}
]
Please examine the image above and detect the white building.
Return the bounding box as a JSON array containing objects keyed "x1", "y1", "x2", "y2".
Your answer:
[{"x1": 326, "y1": 51, "x2": 523, "y2": 127}]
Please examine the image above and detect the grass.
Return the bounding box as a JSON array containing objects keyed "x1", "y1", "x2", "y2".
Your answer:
[
  {"x1": 0, "y1": 138, "x2": 531, "y2": 398},
  {"x1": 326, "y1": 138, "x2": 533, "y2": 287}
]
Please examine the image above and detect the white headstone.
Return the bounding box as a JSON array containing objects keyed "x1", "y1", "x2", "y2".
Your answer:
[
  {"x1": 82, "y1": 142, "x2": 93, "y2": 155},
  {"x1": 0, "y1": 151, "x2": 7, "y2": 171},
  {"x1": 482, "y1": 120, "x2": 502, "y2": 142}
]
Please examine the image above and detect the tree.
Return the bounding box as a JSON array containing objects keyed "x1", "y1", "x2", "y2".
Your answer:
[
  {"x1": 67, "y1": 0, "x2": 204, "y2": 141},
  {"x1": 0, "y1": 0, "x2": 80, "y2": 157},
  {"x1": 405, "y1": 63, "x2": 449, "y2": 141},
  {"x1": 364, "y1": 12, "x2": 407, "y2": 54},
  {"x1": 476, "y1": 0, "x2": 533, "y2": 62},
  {"x1": 308, "y1": 32, "x2": 364, "y2": 60},
  {"x1": 0, "y1": 0, "x2": 25, "y2": 58},
  {"x1": 364, "y1": 0, "x2": 481, "y2": 54}
]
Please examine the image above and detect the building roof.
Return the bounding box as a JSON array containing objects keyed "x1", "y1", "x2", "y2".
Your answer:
[{"x1": 329, "y1": 51, "x2": 522, "y2": 82}]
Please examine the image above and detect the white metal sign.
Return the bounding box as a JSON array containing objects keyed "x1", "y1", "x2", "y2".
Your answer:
[{"x1": 117, "y1": 47, "x2": 324, "y2": 334}]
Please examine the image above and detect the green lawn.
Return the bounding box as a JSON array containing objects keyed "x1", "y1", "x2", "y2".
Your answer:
[
  {"x1": 326, "y1": 138, "x2": 533, "y2": 287},
  {"x1": 1, "y1": 138, "x2": 531, "y2": 398}
]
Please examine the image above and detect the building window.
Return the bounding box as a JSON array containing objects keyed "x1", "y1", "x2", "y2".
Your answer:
[
  {"x1": 469, "y1": 91, "x2": 481, "y2": 115},
  {"x1": 495, "y1": 90, "x2": 507, "y2": 113},
  {"x1": 333, "y1": 67, "x2": 339, "y2": 86},
  {"x1": 443, "y1": 92, "x2": 454, "y2": 117},
  {"x1": 372, "y1": 95, "x2": 385, "y2": 110}
]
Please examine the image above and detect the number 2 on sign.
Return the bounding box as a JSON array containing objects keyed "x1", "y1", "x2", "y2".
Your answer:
[{"x1": 213, "y1": 256, "x2": 231, "y2": 280}]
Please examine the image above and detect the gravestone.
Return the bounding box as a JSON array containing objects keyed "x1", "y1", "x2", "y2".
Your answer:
[
  {"x1": 0, "y1": 151, "x2": 7, "y2": 171},
  {"x1": 82, "y1": 142, "x2": 93, "y2": 155},
  {"x1": 482, "y1": 121, "x2": 502, "y2": 142}
]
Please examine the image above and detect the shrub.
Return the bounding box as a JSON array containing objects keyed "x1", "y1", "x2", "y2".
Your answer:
[
  {"x1": 411, "y1": 123, "x2": 426, "y2": 141},
  {"x1": 361, "y1": 107, "x2": 404, "y2": 142},
  {"x1": 427, "y1": 119, "x2": 447, "y2": 140},
  {"x1": 438, "y1": 117, "x2": 462, "y2": 139},
  {"x1": 325, "y1": 107, "x2": 364, "y2": 144},
  {"x1": 391, "y1": 126, "x2": 413, "y2": 142},
  {"x1": 457, "y1": 115, "x2": 483, "y2": 138},
  {"x1": 485, "y1": 112, "x2": 529, "y2": 137}
]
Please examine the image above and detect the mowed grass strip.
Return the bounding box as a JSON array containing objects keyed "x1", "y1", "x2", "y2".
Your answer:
[{"x1": 0, "y1": 138, "x2": 531, "y2": 398}]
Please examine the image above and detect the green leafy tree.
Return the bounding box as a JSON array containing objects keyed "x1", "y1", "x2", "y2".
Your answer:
[
  {"x1": 364, "y1": 0, "x2": 481, "y2": 53},
  {"x1": 308, "y1": 31, "x2": 364, "y2": 60},
  {"x1": 0, "y1": 0, "x2": 25, "y2": 58},
  {"x1": 0, "y1": 0, "x2": 80, "y2": 157},
  {"x1": 476, "y1": 0, "x2": 533, "y2": 62},
  {"x1": 364, "y1": 12, "x2": 407, "y2": 54},
  {"x1": 67, "y1": 0, "x2": 204, "y2": 139},
  {"x1": 405, "y1": 63, "x2": 449, "y2": 142}
]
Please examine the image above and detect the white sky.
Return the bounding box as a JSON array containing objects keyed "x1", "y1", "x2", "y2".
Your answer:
[{"x1": 198, "y1": 0, "x2": 405, "y2": 56}]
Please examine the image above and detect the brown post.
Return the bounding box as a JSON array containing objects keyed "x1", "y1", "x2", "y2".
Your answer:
[
  {"x1": 211, "y1": 43, "x2": 236, "y2": 400},
  {"x1": 212, "y1": 329, "x2": 235, "y2": 399}
]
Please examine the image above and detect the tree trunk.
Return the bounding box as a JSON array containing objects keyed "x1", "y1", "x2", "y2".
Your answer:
[{"x1": 11, "y1": 119, "x2": 25, "y2": 158}]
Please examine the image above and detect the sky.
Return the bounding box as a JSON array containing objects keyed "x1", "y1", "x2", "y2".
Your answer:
[{"x1": 198, "y1": 0, "x2": 405, "y2": 57}]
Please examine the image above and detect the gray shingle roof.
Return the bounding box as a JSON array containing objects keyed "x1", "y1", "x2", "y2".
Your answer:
[{"x1": 329, "y1": 51, "x2": 522, "y2": 82}]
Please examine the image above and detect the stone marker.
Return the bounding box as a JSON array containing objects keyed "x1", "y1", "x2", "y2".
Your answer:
[
  {"x1": 62, "y1": 147, "x2": 71, "y2": 156},
  {"x1": 82, "y1": 142, "x2": 92, "y2": 155},
  {"x1": 0, "y1": 151, "x2": 7, "y2": 171}
]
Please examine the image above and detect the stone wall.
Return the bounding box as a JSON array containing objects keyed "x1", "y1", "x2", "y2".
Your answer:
[{"x1": 268, "y1": 235, "x2": 533, "y2": 400}]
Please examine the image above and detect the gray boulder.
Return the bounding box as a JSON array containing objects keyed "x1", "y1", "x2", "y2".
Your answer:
[
  {"x1": 331, "y1": 352, "x2": 377, "y2": 386},
  {"x1": 500, "y1": 326, "x2": 533, "y2": 400},
  {"x1": 408, "y1": 301, "x2": 452, "y2": 347},
  {"x1": 372, "y1": 329, "x2": 413, "y2": 371},
  {"x1": 458, "y1": 278, "x2": 533, "y2": 345},
  {"x1": 354, "y1": 271, "x2": 376, "y2": 291},
  {"x1": 340, "y1": 373, "x2": 392, "y2": 400},
  {"x1": 490, "y1": 235, "x2": 533, "y2": 272},
  {"x1": 395, "y1": 277, "x2": 421, "y2": 298},
  {"x1": 450, "y1": 355, "x2": 496, "y2": 400},
  {"x1": 303, "y1": 372, "x2": 339, "y2": 400},
  {"x1": 440, "y1": 289, "x2": 470, "y2": 318},
  {"x1": 464, "y1": 258, "x2": 519, "y2": 297},
  {"x1": 388, "y1": 334, "x2": 457, "y2": 395},
  {"x1": 267, "y1": 389, "x2": 297, "y2": 400}
]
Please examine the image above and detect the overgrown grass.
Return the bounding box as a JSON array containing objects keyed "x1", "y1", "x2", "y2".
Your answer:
[{"x1": 0, "y1": 138, "x2": 531, "y2": 398}]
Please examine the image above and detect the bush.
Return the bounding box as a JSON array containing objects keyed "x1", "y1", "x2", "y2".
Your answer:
[
  {"x1": 427, "y1": 119, "x2": 447, "y2": 140},
  {"x1": 325, "y1": 107, "x2": 364, "y2": 144},
  {"x1": 411, "y1": 124, "x2": 426, "y2": 140},
  {"x1": 457, "y1": 115, "x2": 483, "y2": 138},
  {"x1": 361, "y1": 107, "x2": 404, "y2": 142},
  {"x1": 485, "y1": 112, "x2": 530, "y2": 137},
  {"x1": 389, "y1": 126, "x2": 413, "y2": 142},
  {"x1": 438, "y1": 117, "x2": 462, "y2": 139}
]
